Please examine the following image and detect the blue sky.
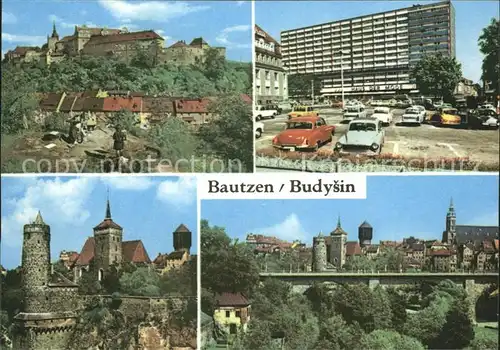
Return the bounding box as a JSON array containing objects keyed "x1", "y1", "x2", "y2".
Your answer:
[
  {"x1": 256, "y1": 0, "x2": 500, "y2": 83},
  {"x1": 1, "y1": 176, "x2": 198, "y2": 269},
  {"x1": 1, "y1": 0, "x2": 251, "y2": 62},
  {"x1": 201, "y1": 175, "x2": 499, "y2": 245}
]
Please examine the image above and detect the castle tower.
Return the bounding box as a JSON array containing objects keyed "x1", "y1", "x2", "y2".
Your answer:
[
  {"x1": 329, "y1": 216, "x2": 348, "y2": 269},
  {"x1": 312, "y1": 231, "x2": 327, "y2": 272},
  {"x1": 47, "y1": 21, "x2": 59, "y2": 51},
  {"x1": 358, "y1": 220, "x2": 373, "y2": 248},
  {"x1": 173, "y1": 224, "x2": 192, "y2": 253},
  {"x1": 443, "y1": 198, "x2": 456, "y2": 244},
  {"x1": 22, "y1": 212, "x2": 51, "y2": 313},
  {"x1": 93, "y1": 196, "x2": 123, "y2": 281}
]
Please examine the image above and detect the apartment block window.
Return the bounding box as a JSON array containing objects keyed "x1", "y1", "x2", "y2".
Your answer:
[
  {"x1": 225, "y1": 311, "x2": 230, "y2": 318},
  {"x1": 274, "y1": 72, "x2": 278, "y2": 80},
  {"x1": 265, "y1": 70, "x2": 270, "y2": 80}
]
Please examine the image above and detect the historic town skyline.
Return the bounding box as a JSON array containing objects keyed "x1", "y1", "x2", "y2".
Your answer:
[
  {"x1": 1, "y1": 176, "x2": 198, "y2": 269},
  {"x1": 2, "y1": 0, "x2": 252, "y2": 62},
  {"x1": 201, "y1": 175, "x2": 499, "y2": 245}
]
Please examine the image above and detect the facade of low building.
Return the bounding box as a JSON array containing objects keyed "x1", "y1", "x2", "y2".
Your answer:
[
  {"x1": 160, "y1": 37, "x2": 226, "y2": 65},
  {"x1": 213, "y1": 292, "x2": 251, "y2": 335}
]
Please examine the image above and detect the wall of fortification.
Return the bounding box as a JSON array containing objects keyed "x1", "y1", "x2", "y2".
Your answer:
[{"x1": 14, "y1": 327, "x2": 73, "y2": 350}]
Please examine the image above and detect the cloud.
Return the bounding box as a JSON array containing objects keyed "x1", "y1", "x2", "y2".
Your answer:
[
  {"x1": 156, "y1": 177, "x2": 197, "y2": 207},
  {"x1": 49, "y1": 14, "x2": 98, "y2": 30},
  {"x1": 98, "y1": 0, "x2": 209, "y2": 22},
  {"x1": 2, "y1": 12, "x2": 17, "y2": 25},
  {"x1": 216, "y1": 24, "x2": 251, "y2": 49},
  {"x1": 100, "y1": 176, "x2": 155, "y2": 191},
  {"x1": 1, "y1": 178, "x2": 96, "y2": 248},
  {"x1": 250, "y1": 214, "x2": 308, "y2": 242},
  {"x1": 236, "y1": 1, "x2": 246, "y2": 5},
  {"x1": 1, "y1": 33, "x2": 46, "y2": 46}
]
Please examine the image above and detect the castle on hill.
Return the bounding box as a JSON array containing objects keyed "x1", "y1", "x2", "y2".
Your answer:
[{"x1": 4, "y1": 22, "x2": 226, "y2": 66}]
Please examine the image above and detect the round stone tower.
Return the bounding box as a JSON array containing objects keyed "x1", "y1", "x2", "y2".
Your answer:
[
  {"x1": 22, "y1": 211, "x2": 51, "y2": 313},
  {"x1": 358, "y1": 221, "x2": 373, "y2": 248},
  {"x1": 312, "y1": 232, "x2": 327, "y2": 272}
]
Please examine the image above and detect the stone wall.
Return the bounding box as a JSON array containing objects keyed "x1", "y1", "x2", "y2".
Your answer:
[
  {"x1": 159, "y1": 47, "x2": 226, "y2": 66},
  {"x1": 14, "y1": 327, "x2": 73, "y2": 350},
  {"x1": 312, "y1": 237, "x2": 327, "y2": 272},
  {"x1": 45, "y1": 286, "x2": 81, "y2": 313}
]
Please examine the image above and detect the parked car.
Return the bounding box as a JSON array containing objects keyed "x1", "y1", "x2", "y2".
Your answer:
[
  {"x1": 469, "y1": 109, "x2": 499, "y2": 129},
  {"x1": 272, "y1": 116, "x2": 335, "y2": 151},
  {"x1": 428, "y1": 108, "x2": 462, "y2": 126},
  {"x1": 331, "y1": 100, "x2": 343, "y2": 108},
  {"x1": 343, "y1": 105, "x2": 367, "y2": 121},
  {"x1": 372, "y1": 107, "x2": 393, "y2": 125},
  {"x1": 401, "y1": 107, "x2": 425, "y2": 125},
  {"x1": 254, "y1": 105, "x2": 278, "y2": 121},
  {"x1": 255, "y1": 121, "x2": 264, "y2": 139},
  {"x1": 334, "y1": 118, "x2": 385, "y2": 156},
  {"x1": 479, "y1": 104, "x2": 496, "y2": 113},
  {"x1": 288, "y1": 105, "x2": 319, "y2": 120},
  {"x1": 277, "y1": 101, "x2": 293, "y2": 113}
]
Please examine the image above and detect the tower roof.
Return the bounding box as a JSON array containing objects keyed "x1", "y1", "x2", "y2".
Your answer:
[
  {"x1": 331, "y1": 215, "x2": 347, "y2": 235},
  {"x1": 33, "y1": 211, "x2": 46, "y2": 225},
  {"x1": 359, "y1": 220, "x2": 372, "y2": 228},
  {"x1": 174, "y1": 224, "x2": 191, "y2": 233},
  {"x1": 94, "y1": 196, "x2": 122, "y2": 230},
  {"x1": 447, "y1": 197, "x2": 455, "y2": 215},
  {"x1": 51, "y1": 21, "x2": 59, "y2": 38}
]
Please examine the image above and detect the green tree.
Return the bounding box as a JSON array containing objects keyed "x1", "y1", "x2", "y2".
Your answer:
[
  {"x1": 470, "y1": 327, "x2": 498, "y2": 350},
  {"x1": 287, "y1": 74, "x2": 321, "y2": 100},
  {"x1": 438, "y1": 300, "x2": 474, "y2": 349},
  {"x1": 78, "y1": 262, "x2": 102, "y2": 295},
  {"x1": 203, "y1": 48, "x2": 226, "y2": 80},
  {"x1": 478, "y1": 18, "x2": 499, "y2": 94},
  {"x1": 343, "y1": 255, "x2": 375, "y2": 272},
  {"x1": 101, "y1": 265, "x2": 121, "y2": 294},
  {"x1": 198, "y1": 95, "x2": 253, "y2": 172},
  {"x1": 52, "y1": 260, "x2": 75, "y2": 281},
  {"x1": 159, "y1": 260, "x2": 196, "y2": 296},
  {"x1": 316, "y1": 314, "x2": 365, "y2": 350},
  {"x1": 147, "y1": 116, "x2": 199, "y2": 164},
  {"x1": 119, "y1": 267, "x2": 160, "y2": 296},
  {"x1": 359, "y1": 330, "x2": 425, "y2": 350},
  {"x1": 386, "y1": 287, "x2": 407, "y2": 332},
  {"x1": 410, "y1": 53, "x2": 462, "y2": 102}
]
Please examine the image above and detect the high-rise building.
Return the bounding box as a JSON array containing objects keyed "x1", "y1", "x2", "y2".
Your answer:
[
  {"x1": 280, "y1": 1, "x2": 455, "y2": 98},
  {"x1": 255, "y1": 24, "x2": 288, "y2": 105}
]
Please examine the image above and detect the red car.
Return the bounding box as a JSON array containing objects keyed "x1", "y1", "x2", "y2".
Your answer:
[{"x1": 272, "y1": 116, "x2": 335, "y2": 151}]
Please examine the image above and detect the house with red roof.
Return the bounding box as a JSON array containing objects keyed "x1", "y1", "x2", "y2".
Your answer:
[{"x1": 213, "y1": 292, "x2": 251, "y2": 335}]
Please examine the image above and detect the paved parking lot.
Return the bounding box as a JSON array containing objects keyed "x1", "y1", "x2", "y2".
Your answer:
[{"x1": 256, "y1": 108, "x2": 499, "y2": 165}]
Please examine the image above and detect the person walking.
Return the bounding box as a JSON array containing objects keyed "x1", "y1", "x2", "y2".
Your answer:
[{"x1": 113, "y1": 126, "x2": 126, "y2": 158}]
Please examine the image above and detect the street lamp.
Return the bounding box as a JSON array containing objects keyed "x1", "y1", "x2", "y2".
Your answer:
[{"x1": 335, "y1": 50, "x2": 349, "y2": 108}]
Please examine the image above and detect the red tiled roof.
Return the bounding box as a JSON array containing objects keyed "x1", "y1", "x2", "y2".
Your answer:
[
  {"x1": 8, "y1": 46, "x2": 40, "y2": 56},
  {"x1": 189, "y1": 37, "x2": 208, "y2": 48},
  {"x1": 215, "y1": 292, "x2": 250, "y2": 307},
  {"x1": 94, "y1": 218, "x2": 122, "y2": 230},
  {"x1": 173, "y1": 98, "x2": 212, "y2": 114},
  {"x1": 169, "y1": 40, "x2": 188, "y2": 48},
  {"x1": 58, "y1": 35, "x2": 75, "y2": 43},
  {"x1": 431, "y1": 249, "x2": 451, "y2": 257},
  {"x1": 102, "y1": 96, "x2": 143, "y2": 112},
  {"x1": 174, "y1": 224, "x2": 191, "y2": 233},
  {"x1": 254, "y1": 25, "x2": 279, "y2": 45},
  {"x1": 83, "y1": 30, "x2": 161, "y2": 47},
  {"x1": 68, "y1": 252, "x2": 79, "y2": 263},
  {"x1": 240, "y1": 94, "x2": 252, "y2": 104},
  {"x1": 74, "y1": 237, "x2": 95, "y2": 266},
  {"x1": 39, "y1": 93, "x2": 64, "y2": 110},
  {"x1": 346, "y1": 241, "x2": 362, "y2": 256},
  {"x1": 142, "y1": 97, "x2": 174, "y2": 113},
  {"x1": 122, "y1": 240, "x2": 151, "y2": 264}
]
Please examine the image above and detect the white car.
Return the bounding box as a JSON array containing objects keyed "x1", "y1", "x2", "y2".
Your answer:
[
  {"x1": 278, "y1": 101, "x2": 293, "y2": 112},
  {"x1": 372, "y1": 107, "x2": 393, "y2": 125},
  {"x1": 255, "y1": 121, "x2": 264, "y2": 139},
  {"x1": 254, "y1": 105, "x2": 278, "y2": 121},
  {"x1": 401, "y1": 107, "x2": 425, "y2": 125},
  {"x1": 479, "y1": 104, "x2": 496, "y2": 113},
  {"x1": 343, "y1": 105, "x2": 367, "y2": 121}
]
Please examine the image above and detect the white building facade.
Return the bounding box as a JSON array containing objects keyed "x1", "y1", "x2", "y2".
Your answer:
[
  {"x1": 280, "y1": 1, "x2": 455, "y2": 98},
  {"x1": 255, "y1": 25, "x2": 288, "y2": 104}
]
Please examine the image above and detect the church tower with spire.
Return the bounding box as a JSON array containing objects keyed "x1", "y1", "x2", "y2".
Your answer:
[
  {"x1": 22, "y1": 211, "x2": 51, "y2": 312},
  {"x1": 47, "y1": 21, "x2": 59, "y2": 51},
  {"x1": 443, "y1": 198, "x2": 457, "y2": 245},
  {"x1": 93, "y1": 194, "x2": 123, "y2": 281},
  {"x1": 329, "y1": 216, "x2": 348, "y2": 269}
]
